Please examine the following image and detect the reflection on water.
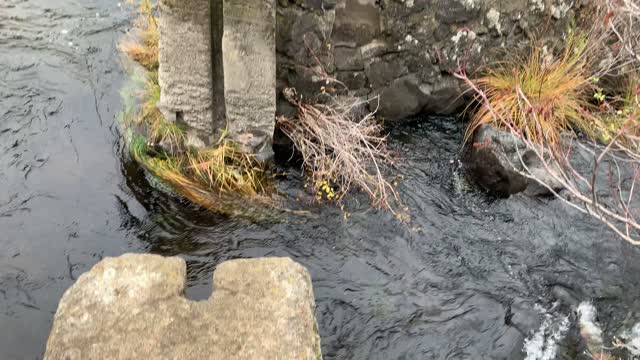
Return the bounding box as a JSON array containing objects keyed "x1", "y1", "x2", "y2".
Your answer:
[{"x1": 3, "y1": 1, "x2": 640, "y2": 359}]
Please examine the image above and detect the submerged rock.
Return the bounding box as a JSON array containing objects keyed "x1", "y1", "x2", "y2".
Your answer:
[
  {"x1": 465, "y1": 124, "x2": 564, "y2": 197},
  {"x1": 44, "y1": 254, "x2": 322, "y2": 360}
]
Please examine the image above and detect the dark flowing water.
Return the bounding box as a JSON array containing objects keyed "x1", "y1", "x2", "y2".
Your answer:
[{"x1": 3, "y1": 1, "x2": 640, "y2": 359}]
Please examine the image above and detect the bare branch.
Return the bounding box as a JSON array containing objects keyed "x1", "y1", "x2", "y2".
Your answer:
[{"x1": 277, "y1": 93, "x2": 398, "y2": 210}]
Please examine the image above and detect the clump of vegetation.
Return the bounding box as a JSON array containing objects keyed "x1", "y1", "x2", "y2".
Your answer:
[
  {"x1": 130, "y1": 134, "x2": 267, "y2": 198},
  {"x1": 121, "y1": 0, "x2": 399, "y2": 216},
  {"x1": 278, "y1": 90, "x2": 398, "y2": 210},
  {"x1": 120, "y1": 0, "x2": 159, "y2": 71},
  {"x1": 140, "y1": 72, "x2": 186, "y2": 154},
  {"x1": 464, "y1": 28, "x2": 603, "y2": 147},
  {"x1": 593, "y1": 73, "x2": 640, "y2": 143},
  {"x1": 456, "y1": 2, "x2": 640, "y2": 245},
  {"x1": 187, "y1": 143, "x2": 267, "y2": 195}
]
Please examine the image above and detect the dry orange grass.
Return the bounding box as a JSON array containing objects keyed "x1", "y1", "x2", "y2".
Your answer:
[
  {"x1": 130, "y1": 135, "x2": 271, "y2": 213},
  {"x1": 120, "y1": 0, "x2": 158, "y2": 71},
  {"x1": 187, "y1": 143, "x2": 267, "y2": 196},
  {"x1": 466, "y1": 30, "x2": 602, "y2": 148}
]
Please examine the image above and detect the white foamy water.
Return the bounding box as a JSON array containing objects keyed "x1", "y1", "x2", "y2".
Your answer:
[{"x1": 523, "y1": 305, "x2": 570, "y2": 360}]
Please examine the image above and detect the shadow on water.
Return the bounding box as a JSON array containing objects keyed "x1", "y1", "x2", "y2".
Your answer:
[{"x1": 3, "y1": 1, "x2": 640, "y2": 359}]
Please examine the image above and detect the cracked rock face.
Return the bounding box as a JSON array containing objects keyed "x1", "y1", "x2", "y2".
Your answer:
[
  {"x1": 44, "y1": 254, "x2": 322, "y2": 360},
  {"x1": 276, "y1": 0, "x2": 580, "y2": 121}
]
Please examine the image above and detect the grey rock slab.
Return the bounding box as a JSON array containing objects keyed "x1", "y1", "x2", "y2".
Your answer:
[{"x1": 44, "y1": 254, "x2": 322, "y2": 360}]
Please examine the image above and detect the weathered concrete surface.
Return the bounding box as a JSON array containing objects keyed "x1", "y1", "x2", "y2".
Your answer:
[
  {"x1": 223, "y1": 0, "x2": 277, "y2": 161},
  {"x1": 44, "y1": 254, "x2": 322, "y2": 360},
  {"x1": 158, "y1": 0, "x2": 223, "y2": 147},
  {"x1": 464, "y1": 124, "x2": 564, "y2": 197},
  {"x1": 276, "y1": 0, "x2": 585, "y2": 121}
]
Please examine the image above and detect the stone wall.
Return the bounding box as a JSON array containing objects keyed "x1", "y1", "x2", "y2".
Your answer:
[
  {"x1": 44, "y1": 254, "x2": 322, "y2": 360},
  {"x1": 276, "y1": 0, "x2": 582, "y2": 121}
]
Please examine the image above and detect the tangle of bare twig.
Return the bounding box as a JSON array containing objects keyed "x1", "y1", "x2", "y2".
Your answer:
[{"x1": 277, "y1": 92, "x2": 398, "y2": 210}]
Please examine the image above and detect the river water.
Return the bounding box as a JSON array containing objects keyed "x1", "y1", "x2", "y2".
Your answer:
[{"x1": 3, "y1": 1, "x2": 640, "y2": 359}]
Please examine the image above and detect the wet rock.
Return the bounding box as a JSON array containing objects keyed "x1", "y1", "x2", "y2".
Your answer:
[
  {"x1": 332, "y1": 0, "x2": 380, "y2": 46},
  {"x1": 509, "y1": 299, "x2": 542, "y2": 335},
  {"x1": 377, "y1": 74, "x2": 426, "y2": 120},
  {"x1": 419, "y1": 77, "x2": 465, "y2": 115},
  {"x1": 336, "y1": 70, "x2": 367, "y2": 90},
  {"x1": 44, "y1": 254, "x2": 322, "y2": 360},
  {"x1": 550, "y1": 285, "x2": 579, "y2": 307},
  {"x1": 465, "y1": 124, "x2": 564, "y2": 197},
  {"x1": 334, "y1": 47, "x2": 364, "y2": 71},
  {"x1": 276, "y1": 6, "x2": 336, "y2": 98},
  {"x1": 434, "y1": 0, "x2": 481, "y2": 24},
  {"x1": 365, "y1": 57, "x2": 408, "y2": 91}
]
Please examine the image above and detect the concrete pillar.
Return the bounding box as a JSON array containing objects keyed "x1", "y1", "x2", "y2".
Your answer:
[
  {"x1": 159, "y1": 0, "x2": 276, "y2": 160},
  {"x1": 158, "y1": 0, "x2": 276, "y2": 158},
  {"x1": 222, "y1": 0, "x2": 276, "y2": 160},
  {"x1": 158, "y1": 0, "x2": 224, "y2": 147}
]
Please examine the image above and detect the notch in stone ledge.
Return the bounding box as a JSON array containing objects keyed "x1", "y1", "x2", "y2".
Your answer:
[{"x1": 158, "y1": 0, "x2": 276, "y2": 160}]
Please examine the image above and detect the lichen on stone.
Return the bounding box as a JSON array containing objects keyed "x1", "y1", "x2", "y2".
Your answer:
[{"x1": 486, "y1": 8, "x2": 502, "y2": 35}]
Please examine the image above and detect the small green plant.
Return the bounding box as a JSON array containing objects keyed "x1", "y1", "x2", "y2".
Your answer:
[{"x1": 594, "y1": 88, "x2": 606, "y2": 103}]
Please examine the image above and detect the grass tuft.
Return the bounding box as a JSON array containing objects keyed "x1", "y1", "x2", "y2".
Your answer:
[
  {"x1": 187, "y1": 142, "x2": 267, "y2": 196},
  {"x1": 466, "y1": 28, "x2": 603, "y2": 147},
  {"x1": 121, "y1": 0, "x2": 159, "y2": 71}
]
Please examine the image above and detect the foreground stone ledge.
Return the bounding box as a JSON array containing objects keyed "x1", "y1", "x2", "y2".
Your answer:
[{"x1": 44, "y1": 254, "x2": 322, "y2": 360}]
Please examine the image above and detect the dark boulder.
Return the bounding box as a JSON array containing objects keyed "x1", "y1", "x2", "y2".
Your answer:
[{"x1": 465, "y1": 124, "x2": 564, "y2": 197}]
